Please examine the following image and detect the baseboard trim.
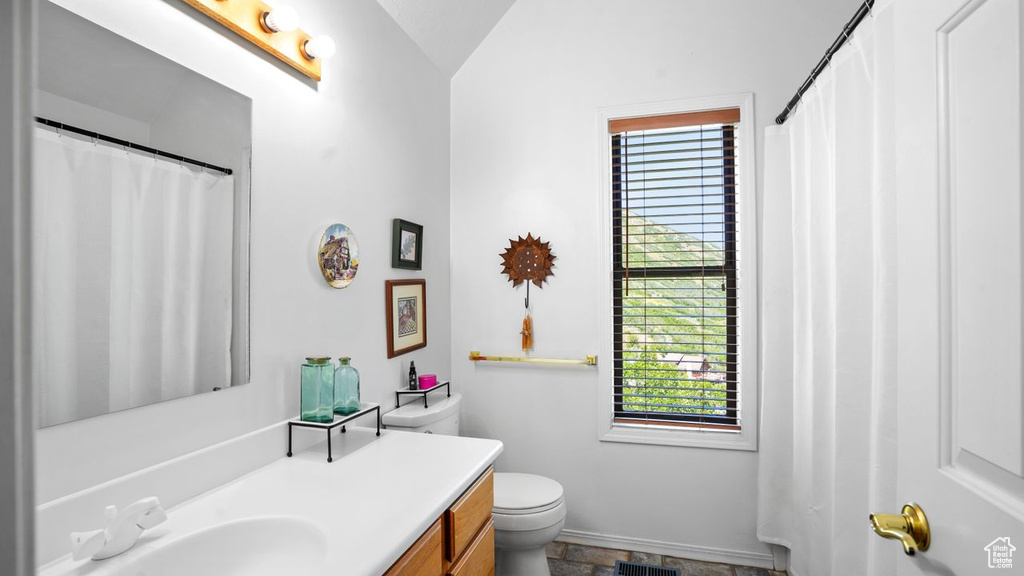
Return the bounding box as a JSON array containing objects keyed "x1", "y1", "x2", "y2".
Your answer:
[{"x1": 557, "y1": 529, "x2": 775, "y2": 569}]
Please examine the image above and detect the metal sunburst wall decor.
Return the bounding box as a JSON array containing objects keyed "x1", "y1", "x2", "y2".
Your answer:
[{"x1": 500, "y1": 234, "x2": 556, "y2": 351}]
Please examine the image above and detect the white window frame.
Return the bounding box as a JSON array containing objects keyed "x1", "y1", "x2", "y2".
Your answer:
[{"x1": 596, "y1": 93, "x2": 758, "y2": 451}]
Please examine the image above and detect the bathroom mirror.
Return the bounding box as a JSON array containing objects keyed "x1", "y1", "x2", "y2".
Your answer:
[{"x1": 33, "y1": 1, "x2": 252, "y2": 428}]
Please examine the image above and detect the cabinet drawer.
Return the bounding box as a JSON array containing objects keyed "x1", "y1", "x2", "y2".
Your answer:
[
  {"x1": 445, "y1": 467, "x2": 494, "y2": 562},
  {"x1": 447, "y1": 519, "x2": 494, "y2": 576},
  {"x1": 385, "y1": 518, "x2": 444, "y2": 576}
]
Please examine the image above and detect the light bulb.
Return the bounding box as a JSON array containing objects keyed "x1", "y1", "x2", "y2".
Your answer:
[
  {"x1": 261, "y1": 6, "x2": 299, "y2": 33},
  {"x1": 303, "y1": 35, "x2": 336, "y2": 60}
]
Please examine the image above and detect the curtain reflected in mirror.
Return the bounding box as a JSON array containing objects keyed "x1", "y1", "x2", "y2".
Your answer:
[{"x1": 33, "y1": 1, "x2": 252, "y2": 427}]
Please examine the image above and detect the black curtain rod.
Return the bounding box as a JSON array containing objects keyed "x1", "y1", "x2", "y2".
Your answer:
[
  {"x1": 775, "y1": 0, "x2": 875, "y2": 125},
  {"x1": 34, "y1": 116, "x2": 233, "y2": 175}
]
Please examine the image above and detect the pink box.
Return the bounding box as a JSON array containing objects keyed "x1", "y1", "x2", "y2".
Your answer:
[{"x1": 418, "y1": 374, "x2": 437, "y2": 389}]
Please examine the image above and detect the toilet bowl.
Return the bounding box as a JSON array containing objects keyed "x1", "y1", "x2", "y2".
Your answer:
[
  {"x1": 492, "y1": 473, "x2": 566, "y2": 576},
  {"x1": 382, "y1": 393, "x2": 566, "y2": 576}
]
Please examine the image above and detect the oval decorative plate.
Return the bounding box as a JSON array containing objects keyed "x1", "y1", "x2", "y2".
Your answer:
[{"x1": 318, "y1": 224, "x2": 359, "y2": 289}]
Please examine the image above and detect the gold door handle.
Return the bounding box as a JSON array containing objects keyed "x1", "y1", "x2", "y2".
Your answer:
[{"x1": 870, "y1": 502, "x2": 930, "y2": 556}]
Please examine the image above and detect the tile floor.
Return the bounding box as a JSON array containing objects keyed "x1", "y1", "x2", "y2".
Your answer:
[{"x1": 545, "y1": 542, "x2": 786, "y2": 576}]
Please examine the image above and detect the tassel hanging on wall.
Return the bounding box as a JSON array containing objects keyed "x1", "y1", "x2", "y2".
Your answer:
[
  {"x1": 521, "y1": 311, "x2": 533, "y2": 351},
  {"x1": 500, "y1": 233, "x2": 555, "y2": 352}
]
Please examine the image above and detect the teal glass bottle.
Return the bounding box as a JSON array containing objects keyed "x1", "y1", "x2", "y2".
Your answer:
[
  {"x1": 301, "y1": 357, "x2": 335, "y2": 423},
  {"x1": 334, "y1": 357, "x2": 360, "y2": 415}
]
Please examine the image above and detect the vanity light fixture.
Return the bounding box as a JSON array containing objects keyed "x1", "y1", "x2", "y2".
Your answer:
[
  {"x1": 302, "y1": 36, "x2": 336, "y2": 60},
  {"x1": 180, "y1": 0, "x2": 331, "y2": 81},
  {"x1": 260, "y1": 6, "x2": 299, "y2": 33}
]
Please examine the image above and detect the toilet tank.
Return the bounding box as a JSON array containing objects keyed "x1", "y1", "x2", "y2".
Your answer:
[{"x1": 382, "y1": 392, "x2": 461, "y2": 435}]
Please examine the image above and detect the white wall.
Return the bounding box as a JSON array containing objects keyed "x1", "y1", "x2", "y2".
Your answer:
[
  {"x1": 36, "y1": 91, "x2": 151, "y2": 145},
  {"x1": 35, "y1": 0, "x2": 451, "y2": 507},
  {"x1": 450, "y1": 0, "x2": 858, "y2": 563}
]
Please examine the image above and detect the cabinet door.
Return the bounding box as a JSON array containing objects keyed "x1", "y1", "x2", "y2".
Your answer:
[
  {"x1": 385, "y1": 518, "x2": 443, "y2": 576},
  {"x1": 445, "y1": 468, "x2": 494, "y2": 562},
  {"x1": 447, "y1": 519, "x2": 494, "y2": 576}
]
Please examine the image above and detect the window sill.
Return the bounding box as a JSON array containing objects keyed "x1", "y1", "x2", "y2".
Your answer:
[{"x1": 599, "y1": 422, "x2": 757, "y2": 451}]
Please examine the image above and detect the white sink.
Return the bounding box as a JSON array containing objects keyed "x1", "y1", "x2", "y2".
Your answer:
[{"x1": 104, "y1": 516, "x2": 329, "y2": 576}]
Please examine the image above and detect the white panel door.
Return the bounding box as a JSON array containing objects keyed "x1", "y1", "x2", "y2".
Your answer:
[{"x1": 895, "y1": 0, "x2": 1024, "y2": 573}]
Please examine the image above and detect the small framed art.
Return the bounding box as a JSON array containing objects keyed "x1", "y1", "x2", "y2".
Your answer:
[
  {"x1": 391, "y1": 219, "x2": 423, "y2": 270},
  {"x1": 386, "y1": 279, "x2": 427, "y2": 358}
]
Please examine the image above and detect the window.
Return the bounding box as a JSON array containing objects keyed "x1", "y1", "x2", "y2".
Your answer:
[{"x1": 600, "y1": 98, "x2": 756, "y2": 449}]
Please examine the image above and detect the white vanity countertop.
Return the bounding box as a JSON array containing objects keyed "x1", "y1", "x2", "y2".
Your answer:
[{"x1": 39, "y1": 428, "x2": 503, "y2": 576}]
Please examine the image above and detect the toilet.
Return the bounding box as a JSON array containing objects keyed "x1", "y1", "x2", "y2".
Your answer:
[
  {"x1": 382, "y1": 393, "x2": 566, "y2": 576},
  {"x1": 490, "y1": 472, "x2": 566, "y2": 576}
]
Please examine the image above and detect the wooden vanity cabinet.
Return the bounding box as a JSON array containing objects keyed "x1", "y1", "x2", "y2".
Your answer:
[
  {"x1": 384, "y1": 467, "x2": 495, "y2": 576},
  {"x1": 445, "y1": 468, "x2": 493, "y2": 565},
  {"x1": 447, "y1": 519, "x2": 494, "y2": 576},
  {"x1": 384, "y1": 518, "x2": 444, "y2": 576}
]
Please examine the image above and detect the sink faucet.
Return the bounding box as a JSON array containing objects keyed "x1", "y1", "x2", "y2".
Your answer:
[{"x1": 70, "y1": 497, "x2": 167, "y2": 561}]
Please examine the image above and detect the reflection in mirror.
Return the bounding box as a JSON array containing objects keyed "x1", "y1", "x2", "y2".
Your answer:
[{"x1": 33, "y1": 1, "x2": 252, "y2": 428}]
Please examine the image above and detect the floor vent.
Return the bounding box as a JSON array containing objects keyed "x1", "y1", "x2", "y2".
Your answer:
[{"x1": 613, "y1": 560, "x2": 683, "y2": 576}]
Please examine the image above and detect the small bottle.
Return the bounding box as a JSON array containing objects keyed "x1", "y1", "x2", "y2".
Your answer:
[
  {"x1": 300, "y1": 357, "x2": 334, "y2": 423},
  {"x1": 334, "y1": 357, "x2": 360, "y2": 415},
  {"x1": 409, "y1": 361, "x2": 418, "y2": 390}
]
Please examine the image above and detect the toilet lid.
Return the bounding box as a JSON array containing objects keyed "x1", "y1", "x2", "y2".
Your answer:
[{"x1": 493, "y1": 473, "x2": 564, "y2": 515}]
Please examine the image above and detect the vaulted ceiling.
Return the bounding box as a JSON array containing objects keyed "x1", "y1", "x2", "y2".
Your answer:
[{"x1": 373, "y1": 0, "x2": 517, "y2": 78}]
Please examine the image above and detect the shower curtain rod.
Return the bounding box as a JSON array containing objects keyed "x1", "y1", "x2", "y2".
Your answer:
[
  {"x1": 34, "y1": 116, "x2": 233, "y2": 175},
  {"x1": 775, "y1": 0, "x2": 875, "y2": 125}
]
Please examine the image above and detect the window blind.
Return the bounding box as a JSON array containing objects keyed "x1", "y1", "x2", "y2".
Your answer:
[{"x1": 611, "y1": 108, "x2": 740, "y2": 429}]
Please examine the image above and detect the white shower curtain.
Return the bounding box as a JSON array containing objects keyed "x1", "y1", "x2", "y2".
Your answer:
[
  {"x1": 757, "y1": 2, "x2": 898, "y2": 575},
  {"x1": 32, "y1": 128, "x2": 234, "y2": 426}
]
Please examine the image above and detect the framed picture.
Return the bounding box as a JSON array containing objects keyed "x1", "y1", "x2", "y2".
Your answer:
[
  {"x1": 391, "y1": 219, "x2": 423, "y2": 270},
  {"x1": 386, "y1": 279, "x2": 427, "y2": 358}
]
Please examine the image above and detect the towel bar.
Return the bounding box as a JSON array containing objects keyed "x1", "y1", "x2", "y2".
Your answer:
[{"x1": 468, "y1": 351, "x2": 597, "y2": 366}]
